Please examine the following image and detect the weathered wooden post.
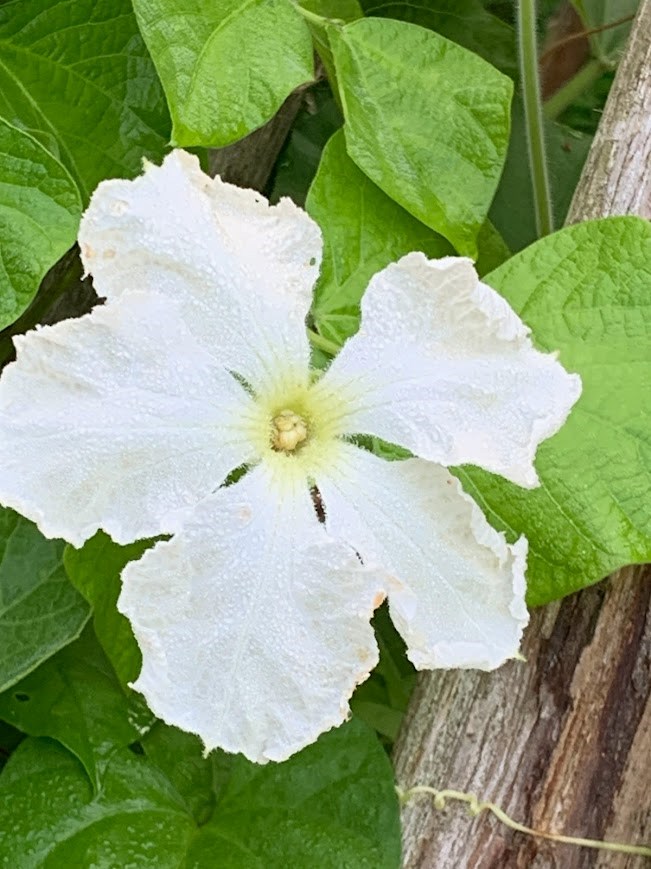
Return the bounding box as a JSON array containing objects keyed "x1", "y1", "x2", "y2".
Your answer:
[{"x1": 394, "y1": 4, "x2": 651, "y2": 866}]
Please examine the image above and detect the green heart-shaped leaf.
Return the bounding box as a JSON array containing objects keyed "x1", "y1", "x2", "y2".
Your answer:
[
  {"x1": 330, "y1": 17, "x2": 513, "y2": 256},
  {"x1": 0, "y1": 509, "x2": 89, "y2": 693},
  {"x1": 462, "y1": 216, "x2": 651, "y2": 604},
  {"x1": 0, "y1": 0, "x2": 170, "y2": 200},
  {"x1": 133, "y1": 0, "x2": 314, "y2": 147},
  {"x1": 0, "y1": 119, "x2": 81, "y2": 329}
]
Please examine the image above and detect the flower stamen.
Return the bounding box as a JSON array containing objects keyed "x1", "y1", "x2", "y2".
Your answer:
[{"x1": 271, "y1": 409, "x2": 308, "y2": 453}]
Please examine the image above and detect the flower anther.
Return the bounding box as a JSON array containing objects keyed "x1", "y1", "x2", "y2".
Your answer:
[
  {"x1": 271, "y1": 410, "x2": 308, "y2": 452},
  {"x1": 0, "y1": 151, "x2": 582, "y2": 763}
]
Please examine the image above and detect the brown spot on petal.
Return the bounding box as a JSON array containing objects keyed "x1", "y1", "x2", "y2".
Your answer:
[
  {"x1": 110, "y1": 199, "x2": 129, "y2": 216},
  {"x1": 103, "y1": 249, "x2": 116, "y2": 259},
  {"x1": 372, "y1": 591, "x2": 386, "y2": 609},
  {"x1": 237, "y1": 505, "x2": 252, "y2": 522},
  {"x1": 353, "y1": 661, "x2": 375, "y2": 688},
  {"x1": 81, "y1": 243, "x2": 94, "y2": 259}
]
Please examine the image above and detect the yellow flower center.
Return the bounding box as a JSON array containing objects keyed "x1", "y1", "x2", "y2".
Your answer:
[
  {"x1": 239, "y1": 370, "x2": 358, "y2": 479},
  {"x1": 271, "y1": 409, "x2": 308, "y2": 453}
]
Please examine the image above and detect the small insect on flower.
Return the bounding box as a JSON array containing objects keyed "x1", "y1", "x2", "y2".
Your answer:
[{"x1": 0, "y1": 152, "x2": 581, "y2": 763}]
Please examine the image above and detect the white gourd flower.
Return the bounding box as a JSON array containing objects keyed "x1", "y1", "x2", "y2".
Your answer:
[{"x1": 0, "y1": 152, "x2": 581, "y2": 763}]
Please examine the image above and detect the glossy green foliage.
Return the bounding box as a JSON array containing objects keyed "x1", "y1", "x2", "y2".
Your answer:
[
  {"x1": 461, "y1": 217, "x2": 651, "y2": 604},
  {"x1": 0, "y1": 719, "x2": 400, "y2": 867},
  {"x1": 0, "y1": 738, "x2": 197, "y2": 868},
  {"x1": 307, "y1": 130, "x2": 453, "y2": 346},
  {"x1": 151, "y1": 720, "x2": 401, "y2": 868},
  {"x1": 0, "y1": 0, "x2": 170, "y2": 201},
  {"x1": 64, "y1": 533, "x2": 154, "y2": 687},
  {"x1": 360, "y1": 0, "x2": 518, "y2": 77},
  {"x1": 0, "y1": 509, "x2": 89, "y2": 692},
  {"x1": 0, "y1": 1, "x2": 643, "y2": 861},
  {"x1": 307, "y1": 130, "x2": 510, "y2": 347},
  {"x1": 0, "y1": 629, "x2": 151, "y2": 789},
  {"x1": 330, "y1": 17, "x2": 513, "y2": 256},
  {"x1": 298, "y1": 0, "x2": 363, "y2": 90},
  {"x1": 350, "y1": 605, "x2": 415, "y2": 743},
  {"x1": 133, "y1": 0, "x2": 314, "y2": 146},
  {"x1": 0, "y1": 120, "x2": 80, "y2": 329}
]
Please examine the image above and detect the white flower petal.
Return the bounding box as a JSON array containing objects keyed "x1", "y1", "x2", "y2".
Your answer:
[
  {"x1": 320, "y1": 254, "x2": 581, "y2": 487},
  {"x1": 120, "y1": 462, "x2": 385, "y2": 763},
  {"x1": 316, "y1": 444, "x2": 529, "y2": 670},
  {"x1": 0, "y1": 293, "x2": 257, "y2": 546},
  {"x1": 78, "y1": 150, "x2": 322, "y2": 393}
]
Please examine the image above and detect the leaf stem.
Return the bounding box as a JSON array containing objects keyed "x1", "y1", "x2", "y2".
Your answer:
[
  {"x1": 543, "y1": 59, "x2": 605, "y2": 120},
  {"x1": 517, "y1": 0, "x2": 554, "y2": 238},
  {"x1": 539, "y1": 13, "x2": 635, "y2": 64},
  {"x1": 294, "y1": 4, "x2": 344, "y2": 29},
  {"x1": 398, "y1": 786, "x2": 651, "y2": 858},
  {"x1": 307, "y1": 327, "x2": 340, "y2": 356}
]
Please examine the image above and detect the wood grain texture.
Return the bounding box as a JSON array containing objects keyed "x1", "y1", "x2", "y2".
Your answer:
[
  {"x1": 566, "y1": 1, "x2": 651, "y2": 222},
  {"x1": 395, "y1": 2, "x2": 651, "y2": 865}
]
